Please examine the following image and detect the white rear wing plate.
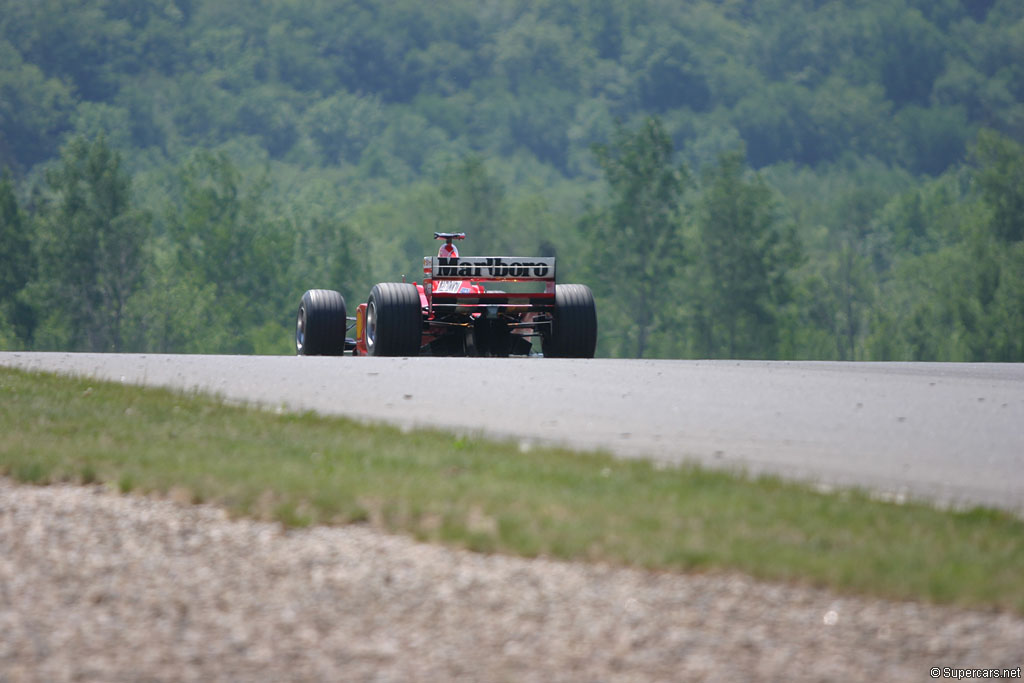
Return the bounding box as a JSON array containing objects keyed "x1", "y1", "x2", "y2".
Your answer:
[{"x1": 427, "y1": 256, "x2": 556, "y2": 281}]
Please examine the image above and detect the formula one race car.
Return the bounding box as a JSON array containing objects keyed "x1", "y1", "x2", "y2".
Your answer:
[{"x1": 295, "y1": 232, "x2": 597, "y2": 357}]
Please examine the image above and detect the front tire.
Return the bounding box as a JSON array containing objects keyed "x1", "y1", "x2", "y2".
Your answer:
[
  {"x1": 543, "y1": 284, "x2": 597, "y2": 358},
  {"x1": 296, "y1": 289, "x2": 347, "y2": 356},
  {"x1": 365, "y1": 283, "x2": 422, "y2": 356}
]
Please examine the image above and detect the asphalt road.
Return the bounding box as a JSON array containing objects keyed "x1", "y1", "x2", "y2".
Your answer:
[{"x1": 3, "y1": 352, "x2": 1022, "y2": 513}]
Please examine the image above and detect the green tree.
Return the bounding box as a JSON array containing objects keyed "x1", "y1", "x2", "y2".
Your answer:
[
  {"x1": 586, "y1": 117, "x2": 688, "y2": 358},
  {"x1": 692, "y1": 148, "x2": 801, "y2": 358},
  {"x1": 818, "y1": 187, "x2": 891, "y2": 359},
  {"x1": 438, "y1": 156, "x2": 508, "y2": 253},
  {"x1": 895, "y1": 105, "x2": 969, "y2": 175},
  {"x1": 868, "y1": 131, "x2": 1024, "y2": 361},
  {"x1": 973, "y1": 129, "x2": 1024, "y2": 243},
  {"x1": 0, "y1": 173, "x2": 34, "y2": 346},
  {"x1": 32, "y1": 135, "x2": 150, "y2": 351},
  {"x1": 121, "y1": 237, "x2": 218, "y2": 354},
  {"x1": 163, "y1": 150, "x2": 292, "y2": 353},
  {"x1": 301, "y1": 92, "x2": 385, "y2": 167},
  {"x1": 817, "y1": 244, "x2": 875, "y2": 360},
  {"x1": 0, "y1": 40, "x2": 75, "y2": 171}
]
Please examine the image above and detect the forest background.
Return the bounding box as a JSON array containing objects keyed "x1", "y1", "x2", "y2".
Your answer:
[{"x1": 1, "y1": 0, "x2": 1022, "y2": 360}]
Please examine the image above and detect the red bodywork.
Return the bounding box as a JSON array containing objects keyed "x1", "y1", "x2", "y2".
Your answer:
[{"x1": 354, "y1": 255, "x2": 557, "y2": 356}]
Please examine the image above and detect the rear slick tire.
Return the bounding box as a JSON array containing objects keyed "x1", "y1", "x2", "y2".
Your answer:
[
  {"x1": 365, "y1": 283, "x2": 422, "y2": 356},
  {"x1": 544, "y1": 284, "x2": 597, "y2": 358},
  {"x1": 296, "y1": 289, "x2": 347, "y2": 356}
]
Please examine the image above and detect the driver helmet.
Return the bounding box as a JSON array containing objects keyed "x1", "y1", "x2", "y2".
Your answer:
[
  {"x1": 434, "y1": 232, "x2": 464, "y2": 258},
  {"x1": 438, "y1": 237, "x2": 459, "y2": 259}
]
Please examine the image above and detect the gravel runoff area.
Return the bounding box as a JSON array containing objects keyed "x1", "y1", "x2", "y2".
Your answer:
[{"x1": 2, "y1": 478, "x2": 1022, "y2": 682}]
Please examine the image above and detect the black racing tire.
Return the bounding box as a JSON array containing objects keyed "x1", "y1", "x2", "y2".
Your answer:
[
  {"x1": 544, "y1": 284, "x2": 597, "y2": 358},
  {"x1": 365, "y1": 283, "x2": 422, "y2": 356},
  {"x1": 296, "y1": 289, "x2": 347, "y2": 356}
]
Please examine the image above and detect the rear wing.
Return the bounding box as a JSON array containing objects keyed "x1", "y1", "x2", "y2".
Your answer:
[
  {"x1": 423, "y1": 256, "x2": 557, "y2": 314},
  {"x1": 425, "y1": 256, "x2": 556, "y2": 281}
]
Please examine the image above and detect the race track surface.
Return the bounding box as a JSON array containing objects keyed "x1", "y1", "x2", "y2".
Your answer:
[{"x1": 3, "y1": 352, "x2": 1022, "y2": 513}]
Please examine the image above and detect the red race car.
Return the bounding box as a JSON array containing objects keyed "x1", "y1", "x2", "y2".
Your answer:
[{"x1": 295, "y1": 232, "x2": 597, "y2": 357}]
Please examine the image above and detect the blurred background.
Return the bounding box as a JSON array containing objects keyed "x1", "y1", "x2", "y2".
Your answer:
[{"x1": 1, "y1": 0, "x2": 1021, "y2": 360}]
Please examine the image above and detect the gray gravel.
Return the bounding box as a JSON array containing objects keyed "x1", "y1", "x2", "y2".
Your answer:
[{"x1": 2, "y1": 478, "x2": 1021, "y2": 682}]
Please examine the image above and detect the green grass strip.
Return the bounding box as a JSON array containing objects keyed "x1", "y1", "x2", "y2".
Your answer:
[{"x1": 2, "y1": 365, "x2": 1022, "y2": 613}]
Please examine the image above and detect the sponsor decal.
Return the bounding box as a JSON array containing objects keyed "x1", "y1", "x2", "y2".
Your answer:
[
  {"x1": 433, "y1": 256, "x2": 555, "y2": 279},
  {"x1": 435, "y1": 280, "x2": 462, "y2": 293}
]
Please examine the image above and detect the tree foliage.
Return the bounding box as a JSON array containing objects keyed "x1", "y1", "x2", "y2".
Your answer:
[
  {"x1": 0, "y1": 0, "x2": 1021, "y2": 360},
  {"x1": 31, "y1": 136, "x2": 149, "y2": 352},
  {"x1": 691, "y1": 149, "x2": 801, "y2": 359},
  {"x1": 0, "y1": 173, "x2": 34, "y2": 345},
  {"x1": 586, "y1": 117, "x2": 688, "y2": 358}
]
